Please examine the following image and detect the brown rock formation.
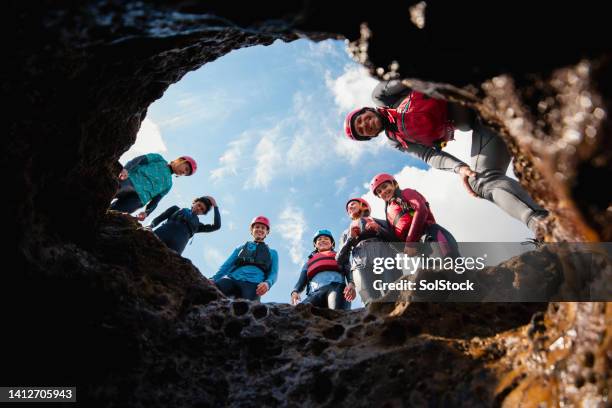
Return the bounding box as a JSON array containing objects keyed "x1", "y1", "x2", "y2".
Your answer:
[{"x1": 3, "y1": 2, "x2": 610, "y2": 406}]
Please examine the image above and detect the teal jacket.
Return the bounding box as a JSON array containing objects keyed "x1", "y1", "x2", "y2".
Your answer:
[{"x1": 124, "y1": 153, "x2": 173, "y2": 215}]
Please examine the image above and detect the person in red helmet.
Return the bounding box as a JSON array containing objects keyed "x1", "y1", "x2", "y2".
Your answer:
[
  {"x1": 210, "y1": 216, "x2": 279, "y2": 301},
  {"x1": 110, "y1": 154, "x2": 196, "y2": 221},
  {"x1": 370, "y1": 173, "x2": 459, "y2": 258},
  {"x1": 336, "y1": 197, "x2": 403, "y2": 305},
  {"x1": 344, "y1": 80, "x2": 549, "y2": 235}
]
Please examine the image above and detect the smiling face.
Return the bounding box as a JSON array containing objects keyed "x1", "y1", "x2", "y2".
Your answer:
[
  {"x1": 314, "y1": 235, "x2": 333, "y2": 252},
  {"x1": 250, "y1": 223, "x2": 269, "y2": 241},
  {"x1": 191, "y1": 200, "x2": 208, "y2": 215},
  {"x1": 354, "y1": 110, "x2": 383, "y2": 137},
  {"x1": 375, "y1": 181, "x2": 396, "y2": 202},
  {"x1": 172, "y1": 160, "x2": 192, "y2": 176},
  {"x1": 346, "y1": 200, "x2": 364, "y2": 220}
]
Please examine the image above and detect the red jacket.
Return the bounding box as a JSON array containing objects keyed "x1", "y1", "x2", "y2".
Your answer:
[
  {"x1": 379, "y1": 91, "x2": 454, "y2": 150},
  {"x1": 386, "y1": 188, "x2": 436, "y2": 243}
]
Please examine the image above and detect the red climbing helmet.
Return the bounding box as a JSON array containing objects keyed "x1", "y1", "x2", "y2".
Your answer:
[
  {"x1": 370, "y1": 173, "x2": 396, "y2": 195},
  {"x1": 344, "y1": 108, "x2": 371, "y2": 141},
  {"x1": 345, "y1": 197, "x2": 371, "y2": 214},
  {"x1": 250, "y1": 216, "x2": 270, "y2": 230},
  {"x1": 180, "y1": 156, "x2": 197, "y2": 175}
]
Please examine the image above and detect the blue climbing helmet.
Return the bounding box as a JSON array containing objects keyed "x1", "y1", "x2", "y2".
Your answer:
[{"x1": 313, "y1": 229, "x2": 335, "y2": 248}]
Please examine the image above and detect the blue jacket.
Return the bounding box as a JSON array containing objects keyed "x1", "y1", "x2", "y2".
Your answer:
[
  {"x1": 150, "y1": 206, "x2": 221, "y2": 236},
  {"x1": 124, "y1": 153, "x2": 172, "y2": 214},
  {"x1": 212, "y1": 242, "x2": 279, "y2": 288}
]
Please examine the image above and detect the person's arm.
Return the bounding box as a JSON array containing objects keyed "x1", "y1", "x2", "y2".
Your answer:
[
  {"x1": 149, "y1": 205, "x2": 179, "y2": 228},
  {"x1": 388, "y1": 139, "x2": 467, "y2": 173},
  {"x1": 123, "y1": 155, "x2": 149, "y2": 171},
  {"x1": 372, "y1": 79, "x2": 412, "y2": 108},
  {"x1": 144, "y1": 194, "x2": 164, "y2": 216},
  {"x1": 264, "y1": 250, "x2": 279, "y2": 289},
  {"x1": 211, "y1": 247, "x2": 240, "y2": 281},
  {"x1": 335, "y1": 230, "x2": 355, "y2": 267},
  {"x1": 403, "y1": 189, "x2": 430, "y2": 243},
  {"x1": 372, "y1": 218, "x2": 397, "y2": 242},
  {"x1": 292, "y1": 262, "x2": 309, "y2": 294},
  {"x1": 196, "y1": 206, "x2": 221, "y2": 233}
]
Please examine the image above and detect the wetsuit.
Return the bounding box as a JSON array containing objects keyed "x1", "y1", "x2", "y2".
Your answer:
[
  {"x1": 386, "y1": 187, "x2": 460, "y2": 259},
  {"x1": 150, "y1": 205, "x2": 221, "y2": 254},
  {"x1": 372, "y1": 80, "x2": 548, "y2": 232},
  {"x1": 336, "y1": 218, "x2": 402, "y2": 305}
]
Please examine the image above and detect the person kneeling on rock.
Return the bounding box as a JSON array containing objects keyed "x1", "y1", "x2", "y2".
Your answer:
[
  {"x1": 291, "y1": 229, "x2": 356, "y2": 310},
  {"x1": 370, "y1": 173, "x2": 459, "y2": 259},
  {"x1": 148, "y1": 196, "x2": 220, "y2": 255},
  {"x1": 210, "y1": 216, "x2": 278, "y2": 301}
]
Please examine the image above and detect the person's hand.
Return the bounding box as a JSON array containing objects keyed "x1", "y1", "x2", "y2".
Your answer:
[
  {"x1": 136, "y1": 212, "x2": 147, "y2": 221},
  {"x1": 118, "y1": 169, "x2": 128, "y2": 181},
  {"x1": 256, "y1": 282, "x2": 270, "y2": 296},
  {"x1": 208, "y1": 279, "x2": 216, "y2": 286},
  {"x1": 206, "y1": 196, "x2": 217, "y2": 207},
  {"x1": 350, "y1": 225, "x2": 361, "y2": 238},
  {"x1": 344, "y1": 282, "x2": 356, "y2": 302},
  {"x1": 457, "y1": 165, "x2": 479, "y2": 198},
  {"x1": 404, "y1": 246, "x2": 418, "y2": 256},
  {"x1": 290, "y1": 291, "x2": 301, "y2": 305},
  {"x1": 365, "y1": 220, "x2": 379, "y2": 232}
]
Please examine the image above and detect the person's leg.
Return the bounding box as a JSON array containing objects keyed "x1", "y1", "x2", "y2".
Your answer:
[
  {"x1": 326, "y1": 283, "x2": 348, "y2": 310},
  {"x1": 423, "y1": 224, "x2": 461, "y2": 259},
  {"x1": 302, "y1": 289, "x2": 327, "y2": 307},
  {"x1": 235, "y1": 280, "x2": 259, "y2": 301},
  {"x1": 468, "y1": 121, "x2": 548, "y2": 232},
  {"x1": 110, "y1": 193, "x2": 143, "y2": 213},
  {"x1": 110, "y1": 179, "x2": 144, "y2": 213},
  {"x1": 215, "y1": 277, "x2": 239, "y2": 298}
]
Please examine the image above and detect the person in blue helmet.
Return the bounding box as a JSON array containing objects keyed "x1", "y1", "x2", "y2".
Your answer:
[
  {"x1": 291, "y1": 229, "x2": 356, "y2": 310},
  {"x1": 210, "y1": 216, "x2": 278, "y2": 301},
  {"x1": 148, "y1": 196, "x2": 221, "y2": 255}
]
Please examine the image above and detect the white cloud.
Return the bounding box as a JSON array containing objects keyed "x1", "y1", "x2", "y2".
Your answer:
[
  {"x1": 334, "y1": 176, "x2": 348, "y2": 194},
  {"x1": 361, "y1": 131, "x2": 531, "y2": 241},
  {"x1": 245, "y1": 130, "x2": 283, "y2": 190},
  {"x1": 120, "y1": 118, "x2": 167, "y2": 163},
  {"x1": 325, "y1": 65, "x2": 378, "y2": 112},
  {"x1": 210, "y1": 134, "x2": 251, "y2": 182},
  {"x1": 203, "y1": 247, "x2": 226, "y2": 271},
  {"x1": 276, "y1": 206, "x2": 307, "y2": 265}
]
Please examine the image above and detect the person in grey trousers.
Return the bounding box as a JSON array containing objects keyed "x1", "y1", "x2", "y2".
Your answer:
[
  {"x1": 344, "y1": 79, "x2": 549, "y2": 234},
  {"x1": 336, "y1": 198, "x2": 403, "y2": 305}
]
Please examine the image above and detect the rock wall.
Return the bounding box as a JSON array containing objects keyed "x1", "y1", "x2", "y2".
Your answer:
[{"x1": 3, "y1": 2, "x2": 610, "y2": 406}]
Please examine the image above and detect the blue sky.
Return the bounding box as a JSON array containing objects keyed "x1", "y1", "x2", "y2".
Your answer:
[{"x1": 120, "y1": 39, "x2": 532, "y2": 307}]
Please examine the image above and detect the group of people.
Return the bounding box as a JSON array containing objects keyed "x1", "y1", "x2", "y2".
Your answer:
[{"x1": 108, "y1": 79, "x2": 548, "y2": 309}]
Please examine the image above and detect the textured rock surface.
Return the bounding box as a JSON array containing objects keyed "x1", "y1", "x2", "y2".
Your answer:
[{"x1": 3, "y1": 2, "x2": 610, "y2": 407}]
